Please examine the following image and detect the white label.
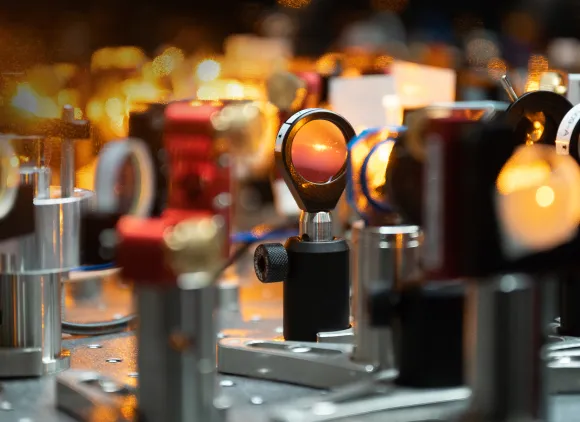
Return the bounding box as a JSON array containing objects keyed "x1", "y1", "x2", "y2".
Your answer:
[{"x1": 423, "y1": 135, "x2": 444, "y2": 271}]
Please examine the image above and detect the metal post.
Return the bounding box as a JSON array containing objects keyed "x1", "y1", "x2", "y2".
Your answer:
[
  {"x1": 462, "y1": 274, "x2": 538, "y2": 422},
  {"x1": 60, "y1": 105, "x2": 75, "y2": 198}
]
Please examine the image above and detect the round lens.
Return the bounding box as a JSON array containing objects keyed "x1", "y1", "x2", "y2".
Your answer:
[
  {"x1": 291, "y1": 120, "x2": 347, "y2": 183},
  {"x1": 364, "y1": 140, "x2": 395, "y2": 205}
]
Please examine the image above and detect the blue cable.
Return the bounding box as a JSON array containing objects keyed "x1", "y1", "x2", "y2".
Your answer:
[
  {"x1": 71, "y1": 262, "x2": 117, "y2": 272},
  {"x1": 230, "y1": 229, "x2": 298, "y2": 244},
  {"x1": 73, "y1": 228, "x2": 298, "y2": 272}
]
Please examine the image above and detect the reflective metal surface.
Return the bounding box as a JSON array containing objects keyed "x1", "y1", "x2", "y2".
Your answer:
[
  {"x1": 0, "y1": 187, "x2": 93, "y2": 273},
  {"x1": 462, "y1": 274, "x2": 538, "y2": 422},
  {"x1": 350, "y1": 222, "x2": 421, "y2": 367},
  {"x1": 300, "y1": 211, "x2": 333, "y2": 242}
]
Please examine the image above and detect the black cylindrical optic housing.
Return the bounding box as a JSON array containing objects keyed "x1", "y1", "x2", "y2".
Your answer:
[
  {"x1": 395, "y1": 282, "x2": 465, "y2": 388},
  {"x1": 283, "y1": 236, "x2": 350, "y2": 342}
]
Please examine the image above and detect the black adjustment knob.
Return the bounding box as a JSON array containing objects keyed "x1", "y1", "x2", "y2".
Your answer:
[{"x1": 254, "y1": 243, "x2": 289, "y2": 283}]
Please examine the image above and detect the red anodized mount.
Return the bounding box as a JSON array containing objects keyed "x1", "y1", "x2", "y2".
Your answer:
[{"x1": 117, "y1": 101, "x2": 232, "y2": 285}]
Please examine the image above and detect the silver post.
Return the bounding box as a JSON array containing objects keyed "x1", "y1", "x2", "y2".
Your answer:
[
  {"x1": 462, "y1": 274, "x2": 538, "y2": 422},
  {"x1": 60, "y1": 105, "x2": 75, "y2": 198},
  {"x1": 500, "y1": 75, "x2": 519, "y2": 103},
  {"x1": 350, "y1": 221, "x2": 421, "y2": 368}
]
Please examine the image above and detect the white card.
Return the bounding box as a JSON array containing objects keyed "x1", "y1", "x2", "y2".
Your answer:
[
  {"x1": 329, "y1": 74, "x2": 396, "y2": 131},
  {"x1": 329, "y1": 61, "x2": 456, "y2": 131}
]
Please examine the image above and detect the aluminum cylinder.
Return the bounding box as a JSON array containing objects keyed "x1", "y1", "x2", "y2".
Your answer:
[
  {"x1": 0, "y1": 185, "x2": 92, "y2": 377},
  {"x1": 138, "y1": 282, "x2": 222, "y2": 422},
  {"x1": 0, "y1": 187, "x2": 93, "y2": 273},
  {"x1": 350, "y1": 221, "x2": 421, "y2": 366},
  {"x1": 0, "y1": 272, "x2": 68, "y2": 376},
  {"x1": 462, "y1": 274, "x2": 538, "y2": 422}
]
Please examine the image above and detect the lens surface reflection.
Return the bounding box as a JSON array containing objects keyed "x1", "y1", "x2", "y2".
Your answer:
[{"x1": 291, "y1": 120, "x2": 347, "y2": 183}]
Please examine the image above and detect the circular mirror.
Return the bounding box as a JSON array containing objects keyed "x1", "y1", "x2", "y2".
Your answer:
[{"x1": 291, "y1": 120, "x2": 347, "y2": 184}]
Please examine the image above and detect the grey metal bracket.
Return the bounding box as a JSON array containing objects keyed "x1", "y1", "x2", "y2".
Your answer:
[
  {"x1": 217, "y1": 337, "x2": 396, "y2": 389},
  {"x1": 56, "y1": 369, "x2": 135, "y2": 422}
]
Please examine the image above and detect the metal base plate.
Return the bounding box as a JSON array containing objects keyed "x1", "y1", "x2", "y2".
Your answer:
[{"x1": 217, "y1": 337, "x2": 392, "y2": 389}]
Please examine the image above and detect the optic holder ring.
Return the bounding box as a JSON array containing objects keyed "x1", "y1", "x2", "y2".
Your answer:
[
  {"x1": 0, "y1": 138, "x2": 19, "y2": 219},
  {"x1": 347, "y1": 127, "x2": 405, "y2": 221},
  {"x1": 361, "y1": 139, "x2": 397, "y2": 214},
  {"x1": 94, "y1": 137, "x2": 156, "y2": 217},
  {"x1": 556, "y1": 103, "x2": 580, "y2": 162},
  {"x1": 275, "y1": 108, "x2": 356, "y2": 213},
  {"x1": 505, "y1": 90, "x2": 573, "y2": 145}
]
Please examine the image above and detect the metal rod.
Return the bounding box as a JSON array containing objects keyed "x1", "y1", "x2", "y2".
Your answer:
[
  {"x1": 60, "y1": 105, "x2": 75, "y2": 198},
  {"x1": 463, "y1": 274, "x2": 539, "y2": 422},
  {"x1": 500, "y1": 75, "x2": 519, "y2": 103}
]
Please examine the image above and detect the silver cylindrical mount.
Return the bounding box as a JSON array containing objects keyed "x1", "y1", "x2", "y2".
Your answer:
[
  {"x1": 0, "y1": 272, "x2": 68, "y2": 376},
  {"x1": 300, "y1": 211, "x2": 333, "y2": 242},
  {"x1": 0, "y1": 187, "x2": 93, "y2": 273},
  {"x1": 462, "y1": 274, "x2": 538, "y2": 422},
  {"x1": 138, "y1": 281, "x2": 224, "y2": 422},
  {"x1": 350, "y1": 221, "x2": 421, "y2": 367},
  {"x1": 0, "y1": 186, "x2": 93, "y2": 377}
]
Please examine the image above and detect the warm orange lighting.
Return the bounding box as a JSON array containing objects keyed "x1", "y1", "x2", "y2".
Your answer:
[
  {"x1": 91, "y1": 47, "x2": 146, "y2": 71},
  {"x1": 496, "y1": 145, "x2": 580, "y2": 256},
  {"x1": 152, "y1": 47, "x2": 184, "y2": 77},
  {"x1": 196, "y1": 59, "x2": 221, "y2": 82},
  {"x1": 525, "y1": 54, "x2": 549, "y2": 93},
  {"x1": 277, "y1": 0, "x2": 311, "y2": 8},
  {"x1": 496, "y1": 159, "x2": 551, "y2": 195},
  {"x1": 487, "y1": 57, "x2": 507, "y2": 80},
  {"x1": 526, "y1": 120, "x2": 545, "y2": 145},
  {"x1": 366, "y1": 141, "x2": 395, "y2": 194},
  {"x1": 316, "y1": 53, "x2": 342, "y2": 75},
  {"x1": 536, "y1": 185, "x2": 555, "y2": 208},
  {"x1": 374, "y1": 55, "x2": 393, "y2": 70},
  {"x1": 371, "y1": 0, "x2": 408, "y2": 12},
  {"x1": 312, "y1": 144, "x2": 329, "y2": 152}
]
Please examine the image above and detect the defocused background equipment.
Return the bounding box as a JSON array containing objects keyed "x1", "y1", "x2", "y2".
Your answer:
[{"x1": 5, "y1": 1, "x2": 580, "y2": 422}]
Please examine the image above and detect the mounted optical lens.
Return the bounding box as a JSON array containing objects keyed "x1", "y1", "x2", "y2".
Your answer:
[
  {"x1": 275, "y1": 109, "x2": 355, "y2": 212},
  {"x1": 291, "y1": 120, "x2": 347, "y2": 184}
]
